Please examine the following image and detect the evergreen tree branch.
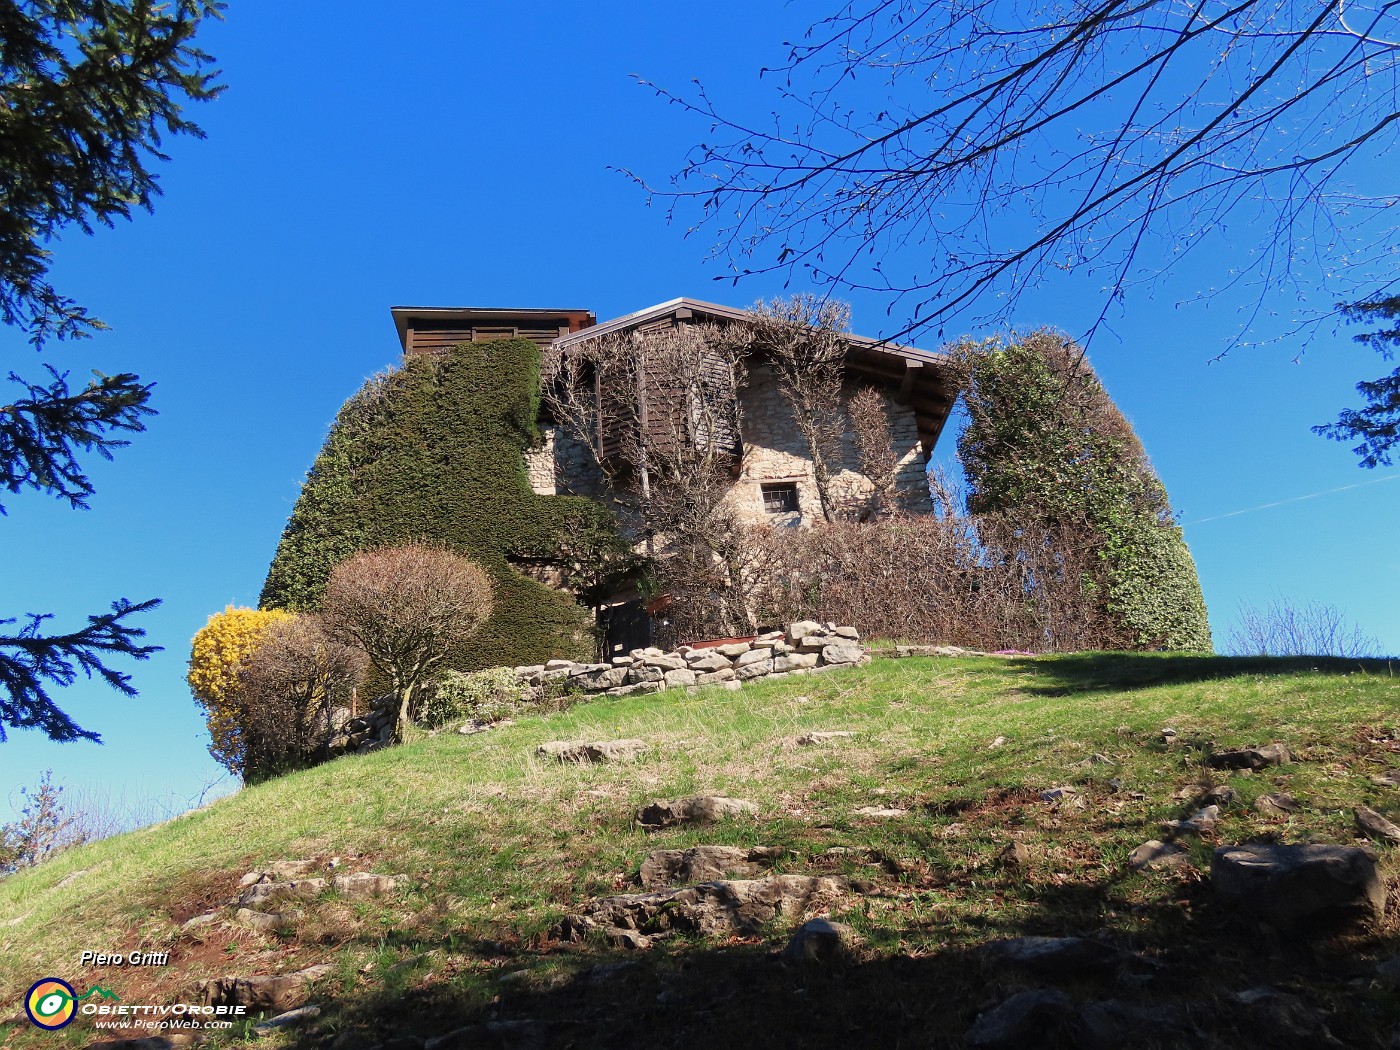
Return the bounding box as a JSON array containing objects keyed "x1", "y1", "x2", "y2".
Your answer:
[
  {"x1": 0, "y1": 598, "x2": 162, "y2": 743},
  {"x1": 0, "y1": 366, "x2": 155, "y2": 512}
]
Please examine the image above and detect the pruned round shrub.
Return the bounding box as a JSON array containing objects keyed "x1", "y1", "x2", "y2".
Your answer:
[{"x1": 321, "y1": 544, "x2": 494, "y2": 740}]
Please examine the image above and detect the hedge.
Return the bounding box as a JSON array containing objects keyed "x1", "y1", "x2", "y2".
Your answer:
[{"x1": 260, "y1": 339, "x2": 620, "y2": 669}]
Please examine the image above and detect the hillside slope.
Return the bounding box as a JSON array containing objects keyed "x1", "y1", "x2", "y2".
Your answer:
[{"x1": 3, "y1": 653, "x2": 1399, "y2": 1048}]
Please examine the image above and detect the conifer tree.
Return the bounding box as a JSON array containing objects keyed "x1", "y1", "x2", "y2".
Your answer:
[
  {"x1": 1314, "y1": 296, "x2": 1400, "y2": 469},
  {"x1": 0, "y1": 1, "x2": 224, "y2": 742}
]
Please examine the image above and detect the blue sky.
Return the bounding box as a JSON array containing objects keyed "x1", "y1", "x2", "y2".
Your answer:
[{"x1": 3, "y1": 3, "x2": 1397, "y2": 822}]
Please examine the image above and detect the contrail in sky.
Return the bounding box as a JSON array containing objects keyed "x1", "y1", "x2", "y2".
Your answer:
[{"x1": 1184, "y1": 471, "x2": 1400, "y2": 526}]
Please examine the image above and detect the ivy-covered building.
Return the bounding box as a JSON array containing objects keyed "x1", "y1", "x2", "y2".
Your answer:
[
  {"x1": 391, "y1": 297, "x2": 958, "y2": 527},
  {"x1": 262, "y1": 297, "x2": 957, "y2": 664}
]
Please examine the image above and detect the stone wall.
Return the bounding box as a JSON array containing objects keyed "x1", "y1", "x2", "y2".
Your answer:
[
  {"x1": 732, "y1": 365, "x2": 929, "y2": 525},
  {"x1": 513, "y1": 621, "x2": 868, "y2": 699},
  {"x1": 524, "y1": 423, "x2": 609, "y2": 501},
  {"x1": 525, "y1": 369, "x2": 930, "y2": 523}
]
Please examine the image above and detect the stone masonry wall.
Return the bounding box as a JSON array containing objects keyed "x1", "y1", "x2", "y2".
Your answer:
[
  {"x1": 513, "y1": 621, "x2": 868, "y2": 700},
  {"x1": 524, "y1": 370, "x2": 929, "y2": 523},
  {"x1": 525, "y1": 424, "x2": 609, "y2": 501},
  {"x1": 732, "y1": 365, "x2": 928, "y2": 525}
]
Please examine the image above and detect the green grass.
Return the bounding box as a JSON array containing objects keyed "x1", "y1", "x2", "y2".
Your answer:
[{"x1": 3, "y1": 653, "x2": 1399, "y2": 1048}]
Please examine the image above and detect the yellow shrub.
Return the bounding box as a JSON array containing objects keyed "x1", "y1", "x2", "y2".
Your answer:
[{"x1": 187, "y1": 606, "x2": 293, "y2": 775}]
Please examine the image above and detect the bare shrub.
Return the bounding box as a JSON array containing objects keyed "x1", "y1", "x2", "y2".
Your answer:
[
  {"x1": 0, "y1": 771, "x2": 81, "y2": 876},
  {"x1": 739, "y1": 512, "x2": 1107, "y2": 652},
  {"x1": 236, "y1": 615, "x2": 367, "y2": 780},
  {"x1": 1226, "y1": 598, "x2": 1384, "y2": 658},
  {"x1": 322, "y1": 545, "x2": 493, "y2": 741}
]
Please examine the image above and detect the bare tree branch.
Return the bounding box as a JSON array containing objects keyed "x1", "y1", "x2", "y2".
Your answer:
[{"x1": 634, "y1": 0, "x2": 1400, "y2": 349}]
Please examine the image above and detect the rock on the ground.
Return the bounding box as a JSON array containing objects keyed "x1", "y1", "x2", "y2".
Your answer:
[
  {"x1": 1232, "y1": 987, "x2": 1340, "y2": 1045},
  {"x1": 1203, "y1": 784, "x2": 1237, "y2": 806},
  {"x1": 1355, "y1": 806, "x2": 1400, "y2": 843},
  {"x1": 998, "y1": 841, "x2": 1031, "y2": 868},
  {"x1": 197, "y1": 963, "x2": 333, "y2": 1012},
  {"x1": 251, "y1": 1004, "x2": 321, "y2": 1038},
  {"x1": 854, "y1": 806, "x2": 908, "y2": 819},
  {"x1": 965, "y1": 989, "x2": 1074, "y2": 1049},
  {"x1": 979, "y1": 936, "x2": 1128, "y2": 977},
  {"x1": 636, "y1": 796, "x2": 758, "y2": 829},
  {"x1": 537, "y1": 739, "x2": 648, "y2": 764},
  {"x1": 237, "y1": 878, "x2": 328, "y2": 909},
  {"x1": 1163, "y1": 804, "x2": 1219, "y2": 836},
  {"x1": 234, "y1": 907, "x2": 302, "y2": 932},
  {"x1": 1212, "y1": 842, "x2": 1384, "y2": 928},
  {"x1": 1129, "y1": 840, "x2": 1189, "y2": 871},
  {"x1": 1077, "y1": 999, "x2": 1196, "y2": 1050},
  {"x1": 782, "y1": 917, "x2": 853, "y2": 963},
  {"x1": 332, "y1": 872, "x2": 404, "y2": 899},
  {"x1": 796, "y1": 731, "x2": 856, "y2": 745},
  {"x1": 1208, "y1": 742, "x2": 1292, "y2": 770},
  {"x1": 1256, "y1": 792, "x2": 1300, "y2": 815},
  {"x1": 639, "y1": 845, "x2": 782, "y2": 889},
  {"x1": 556, "y1": 874, "x2": 846, "y2": 939},
  {"x1": 181, "y1": 911, "x2": 222, "y2": 933},
  {"x1": 601, "y1": 926, "x2": 652, "y2": 950}
]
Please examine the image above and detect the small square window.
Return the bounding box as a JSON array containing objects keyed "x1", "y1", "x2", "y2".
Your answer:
[{"x1": 760, "y1": 482, "x2": 800, "y2": 514}]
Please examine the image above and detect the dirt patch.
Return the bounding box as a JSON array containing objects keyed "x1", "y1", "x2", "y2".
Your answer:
[
  {"x1": 926, "y1": 786, "x2": 1044, "y2": 818},
  {"x1": 165, "y1": 867, "x2": 248, "y2": 925}
]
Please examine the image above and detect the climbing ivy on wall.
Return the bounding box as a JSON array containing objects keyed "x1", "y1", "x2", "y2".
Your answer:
[
  {"x1": 260, "y1": 339, "x2": 621, "y2": 669},
  {"x1": 954, "y1": 330, "x2": 1212, "y2": 652}
]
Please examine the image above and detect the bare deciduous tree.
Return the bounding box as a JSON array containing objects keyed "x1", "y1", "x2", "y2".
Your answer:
[
  {"x1": 641, "y1": 1, "x2": 1399, "y2": 350},
  {"x1": 322, "y1": 545, "x2": 493, "y2": 741},
  {"x1": 748, "y1": 296, "x2": 850, "y2": 522},
  {"x1": 236, "y1": 614, "x2": 367, "y2": 780},
  {"x1": 847, "y1": 386, "x2": 900, "y2": 520},
  {"x1": 1226, "y1": 597, "x2": 1384, "y2": 657},
  {"x1": 543, "y1": 323, "x2": 758, "y2": 636}
]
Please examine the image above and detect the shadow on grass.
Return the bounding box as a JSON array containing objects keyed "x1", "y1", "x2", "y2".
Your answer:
[
  {"x1": 287, "y1": 875, "x2": 1398, "y2": 1050},
  {"x1": 1005, "y1": 652, "x2": 1397, "y2": 695}
]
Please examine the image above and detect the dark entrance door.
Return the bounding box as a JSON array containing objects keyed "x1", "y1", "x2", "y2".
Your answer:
[{"x1": 601, "y1": 600, "x2": 652, "y2": 659}]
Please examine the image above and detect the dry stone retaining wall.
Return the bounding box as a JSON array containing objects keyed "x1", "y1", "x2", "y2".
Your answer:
[{"x1": 512, "y1": 620, "x2": 868, "y2": 699}]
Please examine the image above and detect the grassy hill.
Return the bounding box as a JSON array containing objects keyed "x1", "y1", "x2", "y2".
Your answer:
[{"x1": 3, "y1": 652, "x2": 1399, "y2": 1048}]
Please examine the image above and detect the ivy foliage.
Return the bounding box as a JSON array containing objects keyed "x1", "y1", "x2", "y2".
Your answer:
[
  {"x1": 260, "y1": 339, "x2": 623, "y2": 670},
  {"x1": 955, "y1": 331, "x2": 1212, "y2": 652}
]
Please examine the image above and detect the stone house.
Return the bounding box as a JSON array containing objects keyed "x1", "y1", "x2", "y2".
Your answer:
[
  {"x1": 389, "y1": 297, "x2": 957, "y2": 648},
  {"x1": 392, "y1": 296, "x2": 956, "y2": 523}
]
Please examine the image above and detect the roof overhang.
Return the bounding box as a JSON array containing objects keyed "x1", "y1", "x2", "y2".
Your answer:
[
  {"x1": 390, "y1": 306, "x2": 595, "y2": 353},
  {"x1": 555, "y1": 297, "x2": 959, "y2": 453}
]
